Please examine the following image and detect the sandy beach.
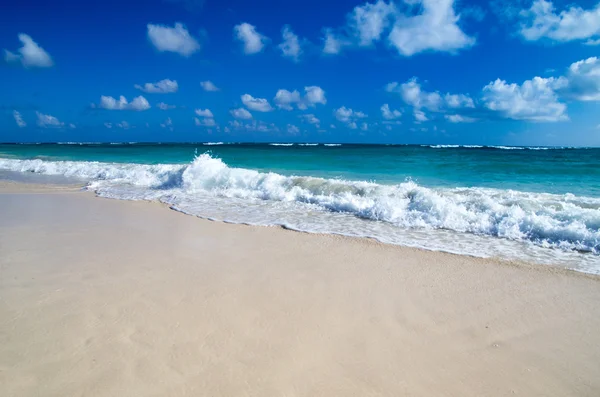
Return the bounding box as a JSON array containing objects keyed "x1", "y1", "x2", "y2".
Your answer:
[{"x1": 1, "y1": 181, "x2": 599, "y2": 397}]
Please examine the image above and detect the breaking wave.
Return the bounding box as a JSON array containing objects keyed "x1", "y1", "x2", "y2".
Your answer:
[{"x1": 1, "y1": 154, "x2": 598, "y2": 272}]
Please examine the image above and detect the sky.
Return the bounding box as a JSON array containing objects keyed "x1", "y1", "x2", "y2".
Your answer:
[{"x1": 1, "y1": 0, "x2": 600, "y2": 145}]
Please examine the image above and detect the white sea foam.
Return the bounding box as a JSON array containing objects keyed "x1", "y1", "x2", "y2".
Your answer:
[
  {"x1": 1, "y1": 154, "x2": 599, "y2": 273},
  {"x1": 203, "y1": 142, "x2": 224, "y2": 146},
  {"x1": 269, "y1": 143, "x2": 294, "y2": 146},
  {"x1": 298, "y1": 143, "x2": 319, "y2": 146},
  {"x1": 324, "y1": 144, "x2": 342, "y2": 147}
]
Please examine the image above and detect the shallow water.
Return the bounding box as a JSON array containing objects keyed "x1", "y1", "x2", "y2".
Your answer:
[{"x1": 1, "y1": 143, "x2": 598, "y2": 274}]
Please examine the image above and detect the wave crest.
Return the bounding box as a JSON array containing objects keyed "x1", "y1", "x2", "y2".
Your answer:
[{"x1": 1, "y1": 154, "x2": 599, "y2": 256}]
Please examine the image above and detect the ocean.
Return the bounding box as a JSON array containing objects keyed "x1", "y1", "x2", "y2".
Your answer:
[{"x1": 1, "y1": 143, "x2": 599, "y2": 274}]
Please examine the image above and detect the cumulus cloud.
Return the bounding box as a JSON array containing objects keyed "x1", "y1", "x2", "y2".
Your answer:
[
  {"x1": 13, "y1": 110, "x2": 26, "y2": 127},
  {"x1": 287, "y1": 124, "x2": 300, "y2": 134},
  {"x1": 335, "y1": 106, "x2": 367, "y2": 128},
  {"x1": 195, "y1": 108, "x2": 216, "y2": 127},
  {"x1": 230, "y1": 107, "x2": 253, "y2": 119},
  {"x1": 380, "y1": 104, "x2": 402, "y2": 120},
  {"x1": 4, "y1": 33, "x2": 53, "y2": 68},
  {"x1": 482, "y1": 76, "x2": 568, "y2": 122},
  {"x1": 116, "y1": 121, "x2": 130, "y2": 129},
  {"x1": 349, "y1": 0, "x2": 397, "y2": 46},
  {"x1": 518, "y1": 0, "x2": 600, "y2": 43},
  {"x1": 322, "y1": 29, "x2": 350, "y2": 54},
  {"x1": 195, "y1": 117, "x2": 216, "y2": 127},
  {"x1": 229, "y1": 120, "x2": 278, "y2": 132},
  {"x1": 388, "y1": 0, "x2": 475, "y2": 56},
  {"x1": 157, "y1": 102, "x2": 176, "y2": 110},
  {"x1": 413, "y1": 109, "x2": 428, "y2": 122},
  {"x1": 386, "y1": 78, "x2": 474, "y2": 121},
  {"x1": 135, "y1": 79, "x2": 178, "y2": 93},
  {"x1": 241, "y1": 94, "x2": 273, "y2": 112},
  {"x1": 279, "y1": 25, "x2": 303, "y2": 61},
  {"x1": 200, "y1": 80, "x2": 220, "y2": 91},
  {"x1": 104, "y1": 122, "x2": 113, "y2": 129},
  {"x1": 99, "y1": 95, "x2": 150, "y2": 111},
  {"x1": 322, "y1": 0, "x2": 474, "y2": 56},
  {"x1": 195, "y1": 108, "x2": 214, "y2": 118},
  {"x1": 360, "y1": 122, "x2": 369, "y2": 131},
  {"x1": 234, "y1": 23, "x2": 268, "y2": 54},
  {"x1": 562, "y1": 57, "x2": 600, "y2": 101},
  {"x1": 147, "y1": 23, "x2": 200, "y2": 56},
  {"x1": 36, "y1": 111, "x2": 64, "y2": 128},
  {"x1": 161, "y1": 117, "x2": 173, "y2": 130},
  {"x1": 300, "y1": 114, "x2": 320, "y2": 126},
  {"x1": 274, "y1": 86, "x2": 327, "y2": 110},
  {"x1": 445, "y1": 114, "x2": 476, "y2": 123}
]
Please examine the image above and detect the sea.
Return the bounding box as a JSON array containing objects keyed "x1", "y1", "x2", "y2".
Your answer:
[{"x1": 1, "y1": 142, "x2": 599, "y2": 274}]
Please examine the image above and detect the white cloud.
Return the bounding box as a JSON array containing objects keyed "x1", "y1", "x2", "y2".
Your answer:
[
  {"x1": 300, "y1": 114, "x2": 320, "y2": 126},
  {"x1": 388, "y1": 0, "x2": 475, "y2": 56},
  {"x1": 230, "y1": 107, "x2": 252, "y2": 119},
  {"x1": 335, "y1": 106, "x2": 367, "y2": 128},
  {"x1": 445, "y1": 93, "x2": 475, "y2": 108},
  {"x1": 414, "y1": 109, "x2": 428, "y2": 122},
  {"x1": 323, "y1": 0, "x2": 473, "y2": 56},
  {"x1": 4, "y1": 34, "x2": 53, "y2": 68},
  {"x1": 234, "y1": 23, "x2": 268, "y2": 54},
  {"x1": 104, "y1": 122, "x2": 113, "y2": 129},
  {"x1": 241, "y1": 94, "x2": 273, "y2": 112},
  {"x1": 157, "y1": 102, "x2": 176, "y2": 110},
  {"x1": 380, "y1": 104, "x2": 402, "y2": 119},
  {"x1": 585, "y1": 38, "x2": 600, "y2": 46},
  {"x1": 322, "y1": 28, "x2": 349, "y2": 54},
  {"x1": 135, "y1": 79, "x2": 178, "y2": 93},
  {"x1": 482, "y1": 77, "x2": 568, "y2": 122},
  {"x1": 445, "y1": 114, "x2": 476, "y2": 123},
  {"x1": 279, "y1": 25, "x2": 303, "y2": 61},
  {"x1": 274, "y1": 86, "x2": 327, "y2": 110},
  {"x1": 349, "y1": 0, "x2": 396, "y2": 46},
  {"x1": 360, "y1": 122, "x2": 369, "y2": 131},
  {"x1": 330, "y1": 124, "x2": 337, "y2": 129},
  {"x1": 563, "y1": 57, "x2": 600, "y2": 101},
  {"x1": 13, "y1": 111, "x2": 26, "y2": 128},
  {"x1": 518, "y1": 0, "x2": 600, "y2": 43},
  {"x1": 200, "y1": 80, "x2": 220, "y2": 91},
  {"x1": 116, "y1": 121, "x2": 130, "y2": 129},
  {"x1": 229, "y1": 120, "x2": 278, "y2": 132},
  {"x1": 387, "y1": 78, "x2": 474, "y2": 113},
  {"x1": 287, "y1": 124, "x2": 300, "y2": 134},
  {"x1": 36, "y1": 111, "x2": 64, "y2": 128},
  {"x1": 195, "y1": 117, "x2": 216, "y2": 127},
  {"x1": 195, "y1": 108, "x2": 214, "y2": 118},
  {"x1": 147, "y1": 23, "x2": 200, "y2": 56},
  {"x1": 69, "y1": 123, "x2": 76, "y2": 129},
  {"x1": 99, "y1": 95, "x2": 151, "y2": 111},
  {"x1": 334, "y1": 106, "x2": 368, "y2": 122},
  {"x1": 161, "y1": 117, "x2": 173, "y2": 130}
]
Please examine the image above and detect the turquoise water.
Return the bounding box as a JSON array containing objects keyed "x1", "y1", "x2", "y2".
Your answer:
[
  {"x1": 1, "y1": 143, "x2": 599, "y2": 196},
  {"x1": 1, "y1": 143, "x2": 599, "y2": 273}
]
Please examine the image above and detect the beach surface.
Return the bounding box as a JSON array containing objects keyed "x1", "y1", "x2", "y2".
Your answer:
[{"x1": 1, "y1": 181, "x2": 599, "y2": 397}]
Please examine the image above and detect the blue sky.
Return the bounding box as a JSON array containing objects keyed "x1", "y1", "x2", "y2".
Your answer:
[{"x1": 1, "y1": 0, "x2": 599, "y2": 145}]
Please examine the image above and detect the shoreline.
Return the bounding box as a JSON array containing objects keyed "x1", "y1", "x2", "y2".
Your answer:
[
  {"x1": 2, "y1": 181, "x2": 600, "y2": 396},
  {"x1": 3, "y1": 178, "x2": 597, "y2": 279}
]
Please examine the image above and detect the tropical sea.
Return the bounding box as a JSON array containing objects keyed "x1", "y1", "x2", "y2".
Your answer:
[{"x1": 1, "y1": 142, "x2": 599, "y2": 274}]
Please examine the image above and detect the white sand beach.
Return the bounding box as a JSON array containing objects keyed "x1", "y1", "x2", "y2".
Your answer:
[{"x1": 1, "y1": 181, "x2": 599, "y2": 396}]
